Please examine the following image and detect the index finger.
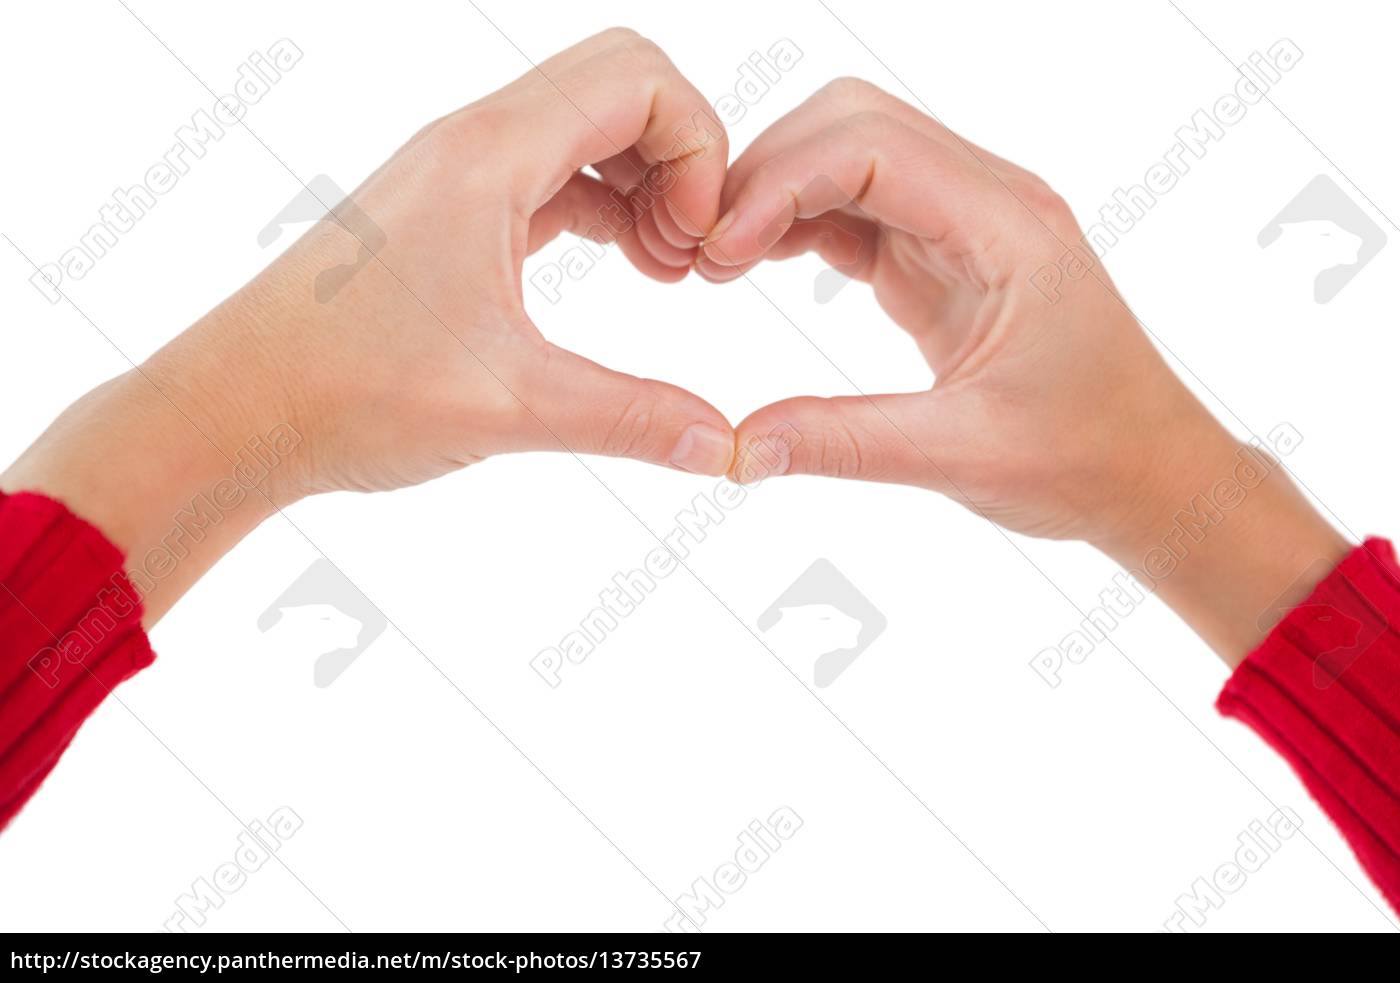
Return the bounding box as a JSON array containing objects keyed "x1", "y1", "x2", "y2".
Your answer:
[
  {"x1": 702, "y1": 111, "x2": 1009, "y2": 271},
  {"x1": 483, "y1": 29, "x2": 730, "y2": 237}
]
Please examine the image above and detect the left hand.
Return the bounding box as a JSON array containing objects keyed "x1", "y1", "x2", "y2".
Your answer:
[{"x1": 694, "y1": 77, "x2": 1347, "y2": 660}]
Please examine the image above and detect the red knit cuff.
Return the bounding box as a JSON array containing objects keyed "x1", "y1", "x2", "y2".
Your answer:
[
  {"x1": 1217, "y1": 538, "x2": 1400, "y2": 913},
  {"x1": 0, "y1": 490, "x2": 155, "y2": 829}
]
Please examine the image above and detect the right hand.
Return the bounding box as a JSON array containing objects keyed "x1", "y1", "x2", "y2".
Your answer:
[
  {"x1": 2, "y1": 29, "x2": 737, "y2": 624},
  {"x1": 149, "y1": 27, "x2": 737, "y2": 500}
]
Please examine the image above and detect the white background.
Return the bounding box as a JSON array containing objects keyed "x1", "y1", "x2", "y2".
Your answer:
[{"x1": 1, "y1": 0, "x2": 1397, "y2": 933}]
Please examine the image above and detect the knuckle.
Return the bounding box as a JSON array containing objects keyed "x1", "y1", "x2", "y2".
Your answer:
[
  {"x1": 414, "y1": 111, "x2": 466, "y2": 154},
  {"x1": 811, "y1": 421, "x2": 869, "y2": 479},
  {"x1": 611, "y1": 28, "x2": 664, "y2": 62},
  {"x1": 818, "y1": 76, "x2": 886, "y2": 111},
  {"x1": 408, "y1": 115, "x2": 447, "y2": 147},
  {"x1": 422, "y1": 104, "x2": 500, "y2": 159},
  {"x1": 1018, "y1": 175, "x2": 1074, "y2": 225},
  {"x1": 842, "y1": 108, "x2": 896, "y2": 139},
  {"x1": 415, "y1": 108, "x2": 524, "y2": 200},
  {"x1": 593, "y1": 26, "x2": 643, "y2": 49},
  {"x1": 746, "y1": 153, "x2": 791, "y2": 197},
  {"x1": 602, "y1": 389, "x2": 662, "y2": 458},
  {"x1": 574, "y1": 29, "x2": 668, "y2": 83}
]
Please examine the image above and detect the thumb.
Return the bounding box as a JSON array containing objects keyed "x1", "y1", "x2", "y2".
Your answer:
[
  {"x1": 731, "y1": 393, "x2": 958, "y2": 490},
  {"x1": 529, "y1": 344, "x2": 735, "y2": 475}
]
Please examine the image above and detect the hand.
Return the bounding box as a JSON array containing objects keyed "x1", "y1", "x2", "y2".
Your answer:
[
  {"x1": 3, "y1": 29, "x2": 737, "y2": 621},
  {"x1": 190, "y1": 27, "x2": 737, "y2": 495},
  {"x1": 699, "y1": 78, "x2": 1347, "y2": 660}
]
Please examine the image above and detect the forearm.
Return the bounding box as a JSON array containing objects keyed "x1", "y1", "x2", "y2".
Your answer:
[
  {"x1": 1095, "y1": 414, "x2": 1349, "y2": 666},
  {"x1": 0, "y1": 319, "x2": 296, "y2": 626}
]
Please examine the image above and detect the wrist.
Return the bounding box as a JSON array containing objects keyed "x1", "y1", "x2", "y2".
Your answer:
[
  {"x1": 1094, "y1": 415, "x2": 1348, "y2": 665},
  {"x1": 1, "y1": 364, "x2": 299, "y2": 626},
  {"x1": 1092, "y1": 408, "x2": 1248, "y2": 561},
  {"x1": 143, "y1": 293, "x2": 317, "y2": 502}
]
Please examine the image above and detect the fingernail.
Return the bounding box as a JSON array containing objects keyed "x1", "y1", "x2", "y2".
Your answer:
[{"x1": 668, "y1": 424, "x2": 734, "y2": 476}]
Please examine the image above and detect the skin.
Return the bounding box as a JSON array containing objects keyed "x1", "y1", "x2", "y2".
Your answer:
[
  {"x1": 2, "y1": 29, "x2": 736, "y2": 622},
  {"x1": 2, "y1": 36, "x2": 1348, "y2": 662},
  {"x1": 700, "y1": 78, "x2": 1348, "y2": 662}
]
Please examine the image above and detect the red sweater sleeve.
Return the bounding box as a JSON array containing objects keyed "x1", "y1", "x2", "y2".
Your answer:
[
  {"x1": 0, "y1": 490, "x2": 154, "y2": 829},
  {"x1": 1217, "y1": 537, "x2": 1400, "y2": 913},
  {"x1": 2, "y1": 487, "x2": 1397, "y2": 920}
]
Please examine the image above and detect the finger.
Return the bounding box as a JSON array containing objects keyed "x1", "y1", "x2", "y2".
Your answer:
[
  {"x1": 635, "y1": 206, "x2": 696, "y2": 269},
  {"x1": 732, "y1": 392, "x2": 965, "y2": 492},
  {"x1": 592, "y1": 148, "x2": 650, "y2": 193},
  {"x1": 526, "y1": 172, "x2": 619, "y2": 254},
  {"x1": 489, "y1": 29, "x2": 728, "y2": 237},
  {"x1": 529, "y1": 343, "x2": 735, "y2": 475},
  {"x1": 721, "y1": 78, "x2": 1034, "y2": 210},
  {"x1": 703, "y1": 113, "x2": 1005, "y2": 270},
  {"x1": 590, "y1": 151, "x2": 698, "y2": 251},
  {"x1": 655, "y1": 197, "x2": 699, "y2": 250},
  {"x1": 696, "y1": 213, "x2": 881, "y2": 282},
  {"x1": 772, "y1": 214, "x2": 880, "y2": 271},
  {"x1": 526, "y1": 172, "x2": 690, "y2": 283},
  {"x1": 693, "y1": 254, "x2": 754, "y2": 283}
]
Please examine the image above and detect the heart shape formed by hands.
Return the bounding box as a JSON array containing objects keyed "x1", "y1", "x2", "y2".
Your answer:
[{"x1": 212, "y1": 29, "x2": 1226, "y2": 555}]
